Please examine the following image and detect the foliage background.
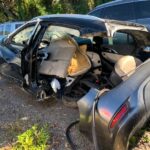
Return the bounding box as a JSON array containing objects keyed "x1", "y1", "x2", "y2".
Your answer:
[{"x1": 0, "y1": 0, "x2": 112, "y2": 23}]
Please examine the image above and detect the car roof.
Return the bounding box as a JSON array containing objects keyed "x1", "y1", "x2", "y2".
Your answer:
[
  {"x1": 6, "y1": 14, "x2": 150, "y2": 46},
  {"x1": 32, "y1": 14, "x2": 145, "y2": 28},
  {"x1": 91, "y1": 0, "x2": 148, "y2": 11},
  {"x1": 33, "y1": 14, "x2": 104, "y2": 22},
  {"x1": 32, "y1": 14, "x2": 108, "y2": 35},
  {"x1": 31, "y1": 14, "x2": 150, "y2": 44}
]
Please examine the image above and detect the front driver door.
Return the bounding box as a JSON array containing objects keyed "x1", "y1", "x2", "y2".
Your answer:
[{"x1": 21, "y1": 20, "x2": 46, "y2": 86}]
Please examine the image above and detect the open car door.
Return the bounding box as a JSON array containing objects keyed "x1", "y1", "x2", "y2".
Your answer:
[{"x1": 21, "y1": 20, "x2": 45, "y2": 86}]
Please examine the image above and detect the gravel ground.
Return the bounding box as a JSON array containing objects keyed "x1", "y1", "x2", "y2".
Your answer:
[{"x1": 0, "y1": 75, "x2": 149, "y2": 150}]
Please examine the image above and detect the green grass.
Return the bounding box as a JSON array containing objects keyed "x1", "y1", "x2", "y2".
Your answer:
[
  {"x1": 12, "y1": 124, "x2": 50, "y2": 150},
  {"x1": 129, "y1": 120, "x2": 150, "y2": 148}
]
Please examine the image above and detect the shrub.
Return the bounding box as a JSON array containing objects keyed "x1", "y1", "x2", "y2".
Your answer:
[{"x1": 13, "y1": 125, "x2": 50, "y2": 150}]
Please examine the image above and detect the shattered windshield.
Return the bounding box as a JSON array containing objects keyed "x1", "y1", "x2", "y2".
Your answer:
[
  {"x1": 42, "y1": 25, "x2": 80, "y2": 41},
  {"x1": 12, "y1": 26, "x2": 35, "y2": 45}
]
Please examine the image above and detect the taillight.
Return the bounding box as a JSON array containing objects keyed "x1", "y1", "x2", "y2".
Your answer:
[{"x1": 110, "y1": 103, "x2": 128, "y2": 129}]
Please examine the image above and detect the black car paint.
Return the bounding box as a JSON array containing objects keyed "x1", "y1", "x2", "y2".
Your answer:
[{"x1": 32, "y1": 15, "x2": 107, "y2": 36}]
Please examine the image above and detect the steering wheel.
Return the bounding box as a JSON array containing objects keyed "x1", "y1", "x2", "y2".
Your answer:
[
  {"x1": 101, "y1": 45, "x2": 118, "y2": 54},
  {"x1": 39, "y1": 39, "x2": 50, "y2": 49}
]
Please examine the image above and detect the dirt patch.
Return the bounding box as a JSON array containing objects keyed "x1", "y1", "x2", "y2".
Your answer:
[{"x1": 0, "y1": 75, "x2": 149, "y2": 150}]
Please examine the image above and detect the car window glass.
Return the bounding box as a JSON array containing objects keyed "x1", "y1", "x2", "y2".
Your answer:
[
  {"x1": 4, "y1": 24, "x2": 11, "y2": 35},
  {"x1": 103, "y1": 32, "x2": 134, "y2": 45},
  {"x1": 42, "y1": 25, "x2": 80, "y2": 41},
  {"x1": 113, "y1": 32, "x2": 128, "y2": 44},
  {"x1": 15, "y1": 23, "x2": 23, "y2": 29},
  {"x1": 128, "y1": 35, "x2": 134, "y2": 44},
  {"x1": 102, "y1": 3, "x2": 135, "y2": 21},
  {"x1": 0, "y1": 25, "x2": 4, "y2": 35},
  {"x1": 135, "y1": 1, "x2": 150, "y2": 19},
  {"x1": 11, "y1": 26, "x2": 35, "y2": 45}
]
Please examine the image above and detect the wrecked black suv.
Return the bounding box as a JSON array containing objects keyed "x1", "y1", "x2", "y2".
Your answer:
[{"x1": 0, "y1": 14, "x2": 150, "y2": 149}]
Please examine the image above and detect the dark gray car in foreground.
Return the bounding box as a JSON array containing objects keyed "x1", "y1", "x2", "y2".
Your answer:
[
  {"x1": 0, "y1": 15, "x2": 150, "y2": 149},
  {"x1": 78, "y1": 59, "x2": 150, "y2": 150}
]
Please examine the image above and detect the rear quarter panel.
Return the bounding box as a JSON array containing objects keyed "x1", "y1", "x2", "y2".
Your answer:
[
  {"x1": 144, "y1": 80, "x2": 150, "y2": 119},
  {"x1": 78, "y1": 59, "x2": 150, "y2": 150}
]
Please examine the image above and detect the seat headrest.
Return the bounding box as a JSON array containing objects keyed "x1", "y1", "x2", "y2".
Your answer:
[{"x1": 115, "y1": 56, "x2": 142, "y2": 78}]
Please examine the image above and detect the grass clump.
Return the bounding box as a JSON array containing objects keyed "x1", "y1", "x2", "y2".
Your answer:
[{"x1": 13, "y1": 124, "x2": 50, "y2": 150}]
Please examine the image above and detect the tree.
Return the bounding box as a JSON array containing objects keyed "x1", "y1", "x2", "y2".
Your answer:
[
  {"x1": 0, "y1": 0, "x2": 112, "y2": 23},
  {"x1": 0, "y1": 0, "x2": 17, "y2": 21}
]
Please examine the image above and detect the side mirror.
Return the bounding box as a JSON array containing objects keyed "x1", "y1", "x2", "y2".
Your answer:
[{"x1": 143, "y1": 46, "x2": 150, "y2": 53}]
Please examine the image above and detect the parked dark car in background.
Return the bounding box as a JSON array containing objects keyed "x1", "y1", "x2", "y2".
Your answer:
[
  {"x1": 88, "y1": 0, "x2": 150, "y2": 29},
  {"x1": 0, "y1": 14, "x2": 150, "y2": 150},
  {"x1": 0, "y1": 21, "x2": 24, "y2": 41}
]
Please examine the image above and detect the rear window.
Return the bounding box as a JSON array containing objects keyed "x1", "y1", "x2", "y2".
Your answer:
[{"x1": 135, "y1": 1, "x2": 150, "y2": 19}]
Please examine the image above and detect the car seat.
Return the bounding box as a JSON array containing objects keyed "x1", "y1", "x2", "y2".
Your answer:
[{"x1": 110, "y1": 55, "x2": 142, "y2": 86}]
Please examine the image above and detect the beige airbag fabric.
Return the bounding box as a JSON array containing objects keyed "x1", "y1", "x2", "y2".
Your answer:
[
  {"x1": 39, "y1": 38, "x2": 76, "y2": 78},
  {"x1": 68, "y1": 44, "x2": 91, "y2": 76},
  {"x1": 39, "y1": 37, "x2": 91, "y2": 78}
]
